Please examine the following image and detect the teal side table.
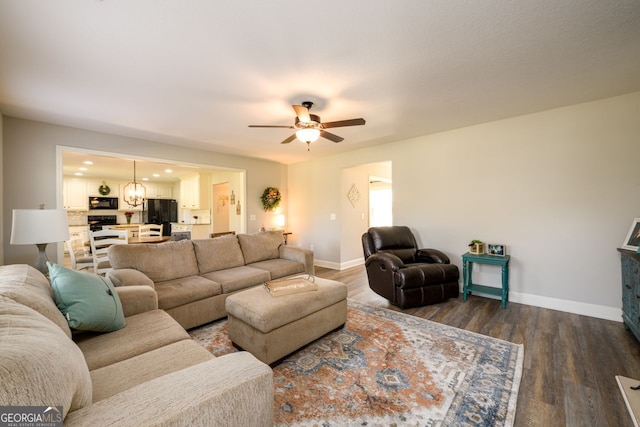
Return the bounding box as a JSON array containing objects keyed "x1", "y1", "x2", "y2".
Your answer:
[{"x1": 462, "y1": 252, "x2": 511, "y2": 309}]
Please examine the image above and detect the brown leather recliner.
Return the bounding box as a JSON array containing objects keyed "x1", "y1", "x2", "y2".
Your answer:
[{"x1": 362, "y1": 226, "x2": 459, "y2": 308}]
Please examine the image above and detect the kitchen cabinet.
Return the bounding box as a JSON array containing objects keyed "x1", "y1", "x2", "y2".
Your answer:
[
  {"x1": 63, "y1": 178, "x2": 89, "y2": 211},
  {"x1": 180, "y1": 175, "x2": 200, "y2": 209},
  {"x1": 87, "y1": 180, "x2": 118, "y2": 197},
  {"x1": 145, "y1": 182, "x2": 173, "y2": 198}
]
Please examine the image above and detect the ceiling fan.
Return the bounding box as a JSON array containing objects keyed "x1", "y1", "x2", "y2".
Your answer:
[{"x1": 249, "y1": 101, "x2": 366, "y2": 150}]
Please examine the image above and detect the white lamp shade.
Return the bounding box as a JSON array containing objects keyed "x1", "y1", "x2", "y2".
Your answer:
[
  {"x1": 11, "y1": 209, "x2": 70, "y2": 245},
  {"x1": 296, "y1": 128, "x2": 320, "y2": 143}
]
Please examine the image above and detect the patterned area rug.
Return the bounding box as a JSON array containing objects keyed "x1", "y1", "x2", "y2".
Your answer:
[{"x1": 189, "y1": 300, "x2": 523, "y2": 426}]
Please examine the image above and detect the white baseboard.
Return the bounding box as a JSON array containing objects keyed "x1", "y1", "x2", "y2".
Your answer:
[
  {"x1": 314, "y1": 258, "x2": 364, "y2": 270},
  {"x1": 313, "y1": 259, "x2": 622, "y2": 322},
  {"x1": 509, "y1": 290, "x2": 622, "y2": 322}
]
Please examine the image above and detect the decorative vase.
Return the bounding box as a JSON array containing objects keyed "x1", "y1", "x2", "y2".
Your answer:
[{"x1": 126, "y1": 216, "x2": 131, "y2": 224}]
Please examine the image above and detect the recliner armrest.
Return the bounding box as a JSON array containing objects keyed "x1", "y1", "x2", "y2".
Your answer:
[
  {"x1": 365, "y1": 252, "x2": 406, "y2": 271},
  {"x1": 416, "y1": 249, "x2": 450, "y2": 264}
]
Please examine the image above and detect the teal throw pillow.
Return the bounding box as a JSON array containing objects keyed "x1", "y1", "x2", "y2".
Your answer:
[{"x1": 47, "y1": 262, "x2": 125, "y2": 332}]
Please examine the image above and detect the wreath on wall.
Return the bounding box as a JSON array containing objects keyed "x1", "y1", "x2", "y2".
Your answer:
[
  {"x1": 261, "y1": 187, "x2": 281, "y2": 211},
  {"x1": 98, "y1": 181, "x2": 111, "y2": 195}
]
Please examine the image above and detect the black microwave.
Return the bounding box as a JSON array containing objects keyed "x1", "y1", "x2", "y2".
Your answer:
[{"x1": 89, "y1": 197, "x2": 119, "y2": 210}]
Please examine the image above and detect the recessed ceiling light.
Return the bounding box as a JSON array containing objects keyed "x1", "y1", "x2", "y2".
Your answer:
[
  {"x1": 153, "y1": 173, "x2": 160, "y2": 177},
  {"x1": 83, "y1": 161, "x2": 93, "y2": 165},
  {"x1": 164, "y1": 169, "x2": 173, "y2": 173},
  {"x1": 142, "y1": 177, "x2": 149, "y2": 181},
  {"x1": 74, "y1": 172, "x2": 83, "y2": 176},
  {"x1": 79, "y1": 167, "x2": 88, "y2": 171}
]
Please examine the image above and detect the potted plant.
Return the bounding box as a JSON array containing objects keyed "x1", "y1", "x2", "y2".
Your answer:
[{"x1": 469, "y1": 239, "x2": 485, "y2": 254}]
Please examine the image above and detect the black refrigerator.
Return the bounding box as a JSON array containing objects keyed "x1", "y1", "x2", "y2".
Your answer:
[{"x1": 145, "y1": 199, "x2": 178, "y2": 236}]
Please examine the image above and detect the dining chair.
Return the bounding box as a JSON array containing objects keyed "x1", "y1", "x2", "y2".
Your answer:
[
  {"x1": 89, "y1": 228, "x2": 129, "y2": 275},
  {"x1": 66, "y1": 236, "x2": 93, "y2": 271},
  {"x1": 138, "y1": 224, "x2": 163, "y2": 242}
]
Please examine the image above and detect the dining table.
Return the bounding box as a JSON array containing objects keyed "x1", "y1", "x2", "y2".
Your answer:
[{"x1": 128, "y1": 236, "x2": 172, "y2": 244}]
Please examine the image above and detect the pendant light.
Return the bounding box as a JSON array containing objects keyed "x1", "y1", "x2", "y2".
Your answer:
[{"x1": 122, "y1": 160, "x2": 146, "y2": 207}]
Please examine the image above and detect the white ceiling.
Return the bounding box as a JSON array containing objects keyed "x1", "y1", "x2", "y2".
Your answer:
[
  {"x1": 62, "y1": 150, "x2": 210, "y2": 183},
  {"x1": 1, "y1": 1, "x2": 640, "y2": 165}
]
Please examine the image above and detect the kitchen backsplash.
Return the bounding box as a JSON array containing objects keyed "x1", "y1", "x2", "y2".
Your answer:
[
  {"x1": 66, "y1": 210, "x2": 145, "y2": 226},
  {"x1": 67, "y1": 211, "x2": 88, "y2": 226}
]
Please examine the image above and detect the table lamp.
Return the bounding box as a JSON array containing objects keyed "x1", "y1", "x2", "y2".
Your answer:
[{"x1": 10, "y1": 206, "x2": 70, "y2": 275}]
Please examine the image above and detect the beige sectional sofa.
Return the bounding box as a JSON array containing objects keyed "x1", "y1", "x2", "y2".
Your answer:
[
  {"x1": 0, "y1": 264, "x2": 273, "y2": 426},
  {"x1": 107, "y1": 231, "x2": 314, "y2": 329}
]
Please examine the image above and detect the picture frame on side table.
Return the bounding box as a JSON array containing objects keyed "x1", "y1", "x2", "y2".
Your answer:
[
  {"x1": 622, "y1": 218, "x2": 640, "y2": 251},
  {"x1": 487, "y1": 243, "x2": 506, "y2": 256}
]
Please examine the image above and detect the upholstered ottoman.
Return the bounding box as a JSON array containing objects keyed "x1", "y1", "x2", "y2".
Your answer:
[{"x1": 225, "y1": 276, "x2": 348, "y2": 365}]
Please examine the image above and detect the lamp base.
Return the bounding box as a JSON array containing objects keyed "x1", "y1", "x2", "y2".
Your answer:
[{"x1": 34, "y1": 243, "x2": 50, "y2": 277}]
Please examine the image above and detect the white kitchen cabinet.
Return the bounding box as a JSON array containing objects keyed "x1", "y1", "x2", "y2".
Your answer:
[
  {"x1": 86, "y1": 180, "x2": 119, "y2": 197},
  {"x1": 156, "y1": 183, "x2": 172, "y2": 198},
  {"x1": 180, "y1": 175, "x2": 200, "y2": 209},
  {"x1": 63, "y1": 178, "x2": 89, "y2": 211},
  {"x1": 145, "y1": 182, "x2": 173, "y2": 198}
]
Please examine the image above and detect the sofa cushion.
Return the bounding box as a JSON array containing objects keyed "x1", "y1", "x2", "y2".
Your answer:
[
  {"x1": 90, "y1": 340, "x2": 212, "y2": 402},
  {"x1": 48, "y1": 263, "x2": 125, "y2": 333},
  {"x1": 201, "y1": 266, "x2": 270, "y2": 293},
  {"x1": 247, "y1": 259, "x2": 306, "y2": 280},
  {"x1": 154, "y1": 276, "x2": 222, "y2": 310},
  {"x1": 237, "y1": 231, "x2": 284, "y2": 264},
  {"x1": 108, "y1": 239, "x2": 199, "y2": 283},
  {"x1": 0, "y1": 296, "x2": 92, "y2": 417},
  {"x1": 192, "y1": 236, "x2": 245, "y2": 274},
  {"x1": 74, "y1": 309, "x2": 190, "y2": 371},
  {"x1": 0, "y1": 264, "x2": 72, "y2": 338}
]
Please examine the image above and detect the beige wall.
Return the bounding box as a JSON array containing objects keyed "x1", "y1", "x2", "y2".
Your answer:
[
  {"x1": 288, "y1": 91, "x2": 640, "y2": 319},
  {"x1": 3, "y1": 92, "x2": 639, "y2": 320},
  {"x1": 0, "y1": 113, "x2": 3, "y2": 264},
  {"x1": 2, "y1": 118, "x2": 287, "y2": 265},
  {"x1": 339, "y1": 162, "x2": 392, "y2": 267}
]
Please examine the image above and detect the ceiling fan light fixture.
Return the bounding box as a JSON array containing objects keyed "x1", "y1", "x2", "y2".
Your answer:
[{"x1": 296, "y1": 128, "x2": 320, "y2": 143}]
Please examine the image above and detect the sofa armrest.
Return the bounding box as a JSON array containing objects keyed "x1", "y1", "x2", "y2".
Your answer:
[
  {"x1": 279, "y1": 245, "x2": 315, "y2": 275},
  {"x1": 114, "y1": 286, "x2": 158, "y2": 317},
  {"x1": 416, "y1": 249, "x2": 450, "y2": 264},
  {"x1": 107, "y1": 269, "x2": 155, "y2": 289},
  {"x1": 63, "y1": 352, "x2": 273, "y2": 427}
]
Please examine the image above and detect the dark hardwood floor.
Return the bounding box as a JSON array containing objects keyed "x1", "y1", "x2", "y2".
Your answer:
[{"x1": 314, "y1": 265, "x2": 640, "y2": 427}]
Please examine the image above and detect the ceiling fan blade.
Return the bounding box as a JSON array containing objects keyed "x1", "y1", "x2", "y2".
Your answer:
[
  {"x1": 280, "y1": 134, "x2": 297, "y2": 144},
  {"x1": 292, "y1": 105, "x2": 311, "y2": 123},
  {"x1": 248, "y1": 125, "x2": 294, "y2": 128},
  {"x1": 320, "y1": 130, "x2": 344, "y2": 143},
  {"x1": 321, "y1": 118, "x2": 366, "y2": 129}
]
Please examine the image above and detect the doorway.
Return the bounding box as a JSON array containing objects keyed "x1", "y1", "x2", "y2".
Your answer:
[{"x1": 369, "y1": 176, "x2": 392, "y2": 227}]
